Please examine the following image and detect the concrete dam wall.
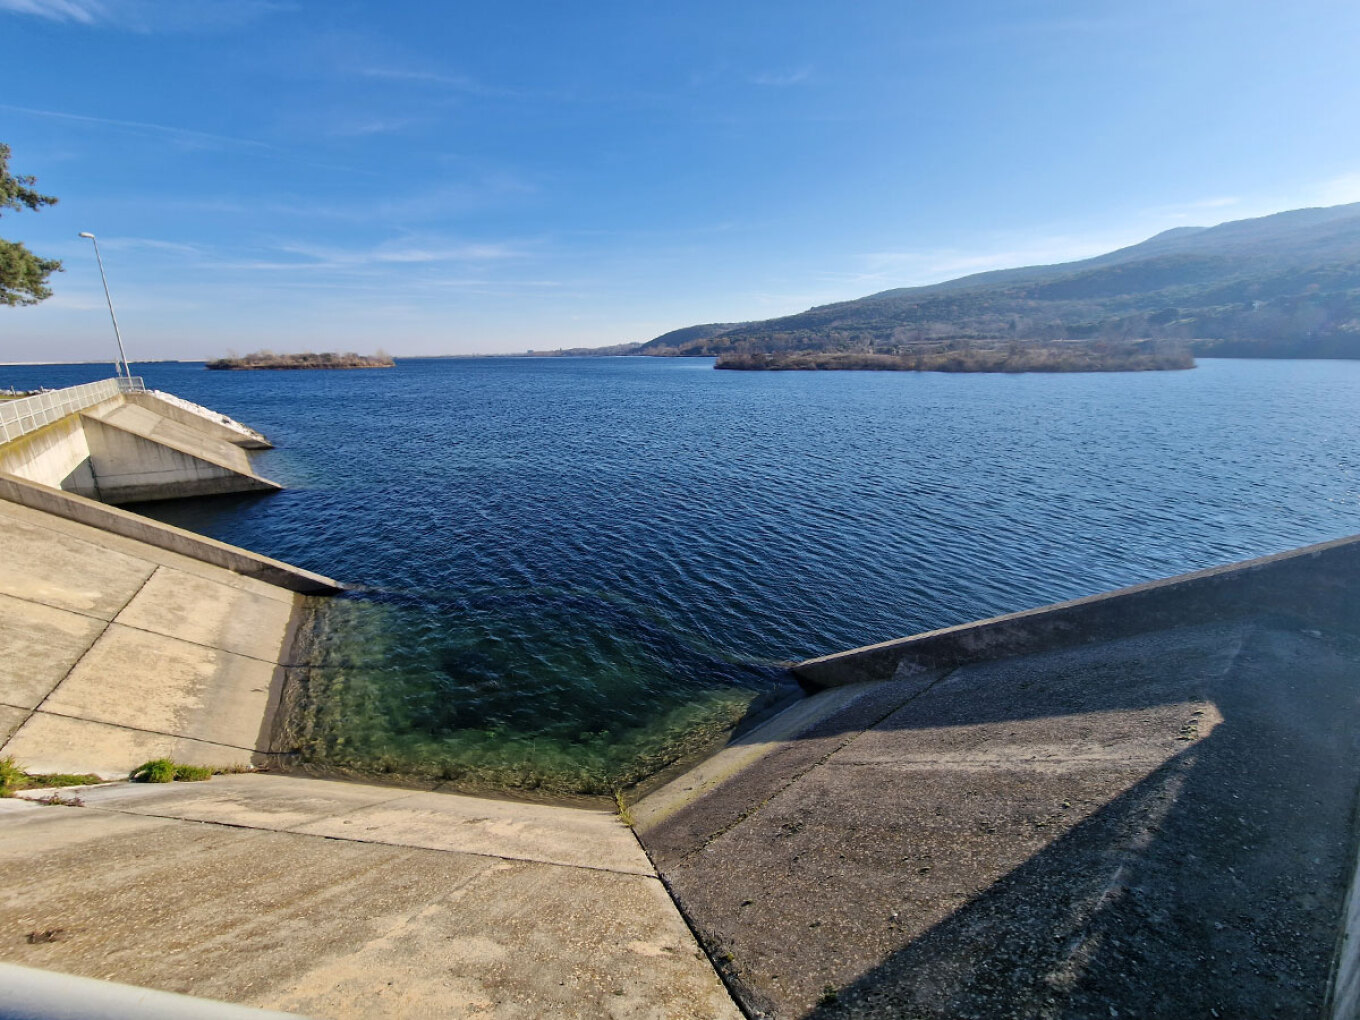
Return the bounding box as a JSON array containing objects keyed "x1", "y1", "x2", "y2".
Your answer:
[
  {"x1": 793, "y1": 530, "x2": 1360, "y2": 688},
  {"x1": 0, "y1": 378, "x2": 279, "y2": 503}
]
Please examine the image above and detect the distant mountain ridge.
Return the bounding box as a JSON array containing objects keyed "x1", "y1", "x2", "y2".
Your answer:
[{"x1": 632, "y1": 203, "x2": 1360, "y2": 359}]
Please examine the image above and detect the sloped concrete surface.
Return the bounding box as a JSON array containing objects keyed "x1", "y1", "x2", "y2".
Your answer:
[
  {"x1": 0, "y1": 472, "x2": 342, "y2": 593},
  {"x1": 0, "y1": 775, "x2": 741, "y2": 1020},
  {"x1": 0, "y1": 499, "x2": 299, "y2": 775},
  {"x1": 638, "y1": 618, "x2": 1360, "y2": 1019},
  {"x1": 0, "y1": 704, "x2": 27, "y2": 744},
  {"x1": 0, "y1": 592, "x2": 106, "y2": 709},
  {"x1": 69, "y1": 400, "x2": 280, "y2": 504},
  {"x1": 0, "y1": 505, "x2": 155, "y2": 618},
  {"x1": 84, "y1": 402, "x2": 258, "y2": 476}
]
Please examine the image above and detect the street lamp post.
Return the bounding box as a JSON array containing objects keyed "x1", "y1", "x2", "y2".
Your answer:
[{"x1": 78, "y1": 232, "x2": 130, "y2": 381}]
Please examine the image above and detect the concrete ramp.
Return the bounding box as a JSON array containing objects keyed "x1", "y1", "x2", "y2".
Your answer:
[
  {"x1": 637, "y1": 617, "x2": 1360, "y2": 1018},
  {"x1": 80, "y1": 402, "x2": 280, "y2": 503},
  {"x1": 0, "y1": 773, "x2": 740, "y2": 1019}
]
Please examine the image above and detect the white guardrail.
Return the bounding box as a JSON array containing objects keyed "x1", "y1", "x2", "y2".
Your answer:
[{"x1": 0, "y1": 376, "x2": 144, "y2": 445}]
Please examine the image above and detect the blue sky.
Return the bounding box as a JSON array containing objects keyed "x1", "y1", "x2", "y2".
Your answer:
[{"x1": 2, "y1": 0, "x2": 1359, "y2": 361}]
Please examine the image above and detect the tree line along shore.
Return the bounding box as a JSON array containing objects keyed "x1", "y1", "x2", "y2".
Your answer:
[{"x1": 714, "y1": 339, "x2": 1195, "y2": 373}]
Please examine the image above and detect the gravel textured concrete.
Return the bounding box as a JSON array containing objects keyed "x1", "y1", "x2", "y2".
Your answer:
[
  {"x1": 0, "y1": 774, "x2": 740, "y2": 1020},
  {"x1": 638, "y1": 618, "x2": 1360, "y2": 1019}
]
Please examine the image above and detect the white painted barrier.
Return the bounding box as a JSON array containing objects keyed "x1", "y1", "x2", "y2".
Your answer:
[{"x1": 0, "y1": 377, "x2": 144, "y2": 444}]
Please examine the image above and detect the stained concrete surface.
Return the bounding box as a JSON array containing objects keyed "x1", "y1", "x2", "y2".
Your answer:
[
  {"x1": 637, "y1": 618, "x2": 1360, "y2": 1019},
  {"x1": 0, "y1": 704, "x2": 27, "y2": 744},
  {"x1": 0, "y1": 592, "x2": 106, "y2": 708},
  {"x1": 0, "y1": 498, "x2": 299, "y2": 775},
  {"x1": 39, "y1": 626, "x2": 278, "y2": 746},
  {"x1": 0, "y1": 505, "x2": 155, "y2": 618},
  {"x1": 0, "y1": 775, "x2": 741, "y2": 1020}
]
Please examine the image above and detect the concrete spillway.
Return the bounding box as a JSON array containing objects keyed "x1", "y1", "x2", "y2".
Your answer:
[
  {"x1": 0, "y1": 496, "x2": 306, "y2": 774},
  {"x1": 0, "y1": 379, "x2": 280, "y2": 503}
]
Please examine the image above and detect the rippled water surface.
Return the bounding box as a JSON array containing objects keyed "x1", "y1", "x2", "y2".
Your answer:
[{"x1": 9, "y1": 357, "x2": 1360, "y2": 793}]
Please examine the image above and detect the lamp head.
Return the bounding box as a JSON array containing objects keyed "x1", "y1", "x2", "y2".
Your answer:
[{"x1": 79, "y1": 232, "x2": 95, "y2": 239}]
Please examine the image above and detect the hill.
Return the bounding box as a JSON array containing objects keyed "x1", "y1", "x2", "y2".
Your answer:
[{"x1": 634, "y1": 203, "x2": 1360, "y2": 359}]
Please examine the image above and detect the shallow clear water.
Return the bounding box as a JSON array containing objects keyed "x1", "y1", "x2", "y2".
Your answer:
[{"x1": 7, "y1": 357, "x2": 1360, "y2": 793}]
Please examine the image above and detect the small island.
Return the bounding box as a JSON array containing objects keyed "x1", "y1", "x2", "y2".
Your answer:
[
  {"x1": 206, "y1": 350, "x2": 395, "y2": 371},
  {"x1": 715, "y1": 340, "x2": 1194, "y2": 373}
]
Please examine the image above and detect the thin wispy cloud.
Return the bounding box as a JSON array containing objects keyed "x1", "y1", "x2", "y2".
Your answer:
[
  {"x1": 359, "y1": 66, "x2": 517, "y2": 98},
  {"x1": 1312, "y1": 173, "x2": 1360, "y2": 207},
  {"x1": 152, "y1": 176, "x2": 539, "y2": 225},
  {"x1": 994, "y1": 13, "x2": 1142, "y2": 38},
  {"x1": 749, "y1": 67, "x2": 812, "y2": 87},
  {"x1": 101, "y1": 236, "x2": 206, "y2": 256},
  {"x1": 0, "y1": 103, "x2": 274, "y2": 151},
  {"x1": 1143, "y1": 195, "x2": 1242, "y2": 222},
  {"x1": 326, "y1": 116, "x2": 422, "y2": 138},
  {"x1": 273, "y1": 240, "x2": 528, "y2": 267},
  {"x1": 0, "y1": 0, "x2": 101, "y2": 22},
  {"x1": 2, "y1": 103, "x2": 384, "y2": 176},
  {"x1": 59, "y1": 234, "x2": 533, "y2": 277},
  {"x1": 836, "y1": 234, "x2": 1133, "y2": 292},
  {"x1": 362, "y1": 66, "x2": 481, "y2": 91},
  {"x1": 0, "y1": 0, "x2": 290, "y2": 30}
]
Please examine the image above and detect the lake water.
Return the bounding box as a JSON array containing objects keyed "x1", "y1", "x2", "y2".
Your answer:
[{"x1": 6, "y1": 357, "x2": 1360, "y2": 795}]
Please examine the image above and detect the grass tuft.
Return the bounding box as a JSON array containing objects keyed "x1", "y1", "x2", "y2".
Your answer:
[
  {"x1": 0, "y1": 756, "x2": 102, "y2": 797},
  {"x1": 612, "y1": 787, "x2": 636, "y2": 828},
  {"x1": 130, "y1": 759, "x2": 214, "y2": 783},
  {"x1": 0, "y1": 756, "x2": 23, "y2": 795}
]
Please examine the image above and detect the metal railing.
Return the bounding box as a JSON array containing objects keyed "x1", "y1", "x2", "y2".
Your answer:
[{"x1": 0, "y1": 376, "x2": 144, "y2": 445}]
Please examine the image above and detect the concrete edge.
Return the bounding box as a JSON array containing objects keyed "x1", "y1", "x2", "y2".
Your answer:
[
  {"x1": 1325, "y1": 776, "x2": 1360, "y2": 1019},
  {"x1": 0, "y1": 473, "x2": 343, "y2": 595},
  {"x1": 129, "y1": 391, "x2": 274, "y2": 450},
  {"x1": 631, "y1": 682, "x2": 890, "y2": 833},
  {"x1": 793, "y1": 531, "x2": 1360, "y2": 688},
  {"x1": 254, "y1": 592, "x2": 306, "y2": 757}
]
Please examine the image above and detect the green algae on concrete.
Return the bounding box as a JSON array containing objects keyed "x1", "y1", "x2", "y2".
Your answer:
[{"x1": 276, "y1": 595, "x2": 762, "y2": 800}]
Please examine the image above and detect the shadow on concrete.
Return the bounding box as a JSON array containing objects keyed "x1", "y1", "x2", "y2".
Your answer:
[
  {"x1": 642, "y1": 617, "x2": 1360, "y2": 1019},
  {"x1": 805, "y1": 625, "x2": 1360, "y2": 1018}
]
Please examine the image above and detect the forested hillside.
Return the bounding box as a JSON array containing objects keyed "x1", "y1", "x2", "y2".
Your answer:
[{"x1": 635, "y1": 203, "x2": 1360, "y2": 359}]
